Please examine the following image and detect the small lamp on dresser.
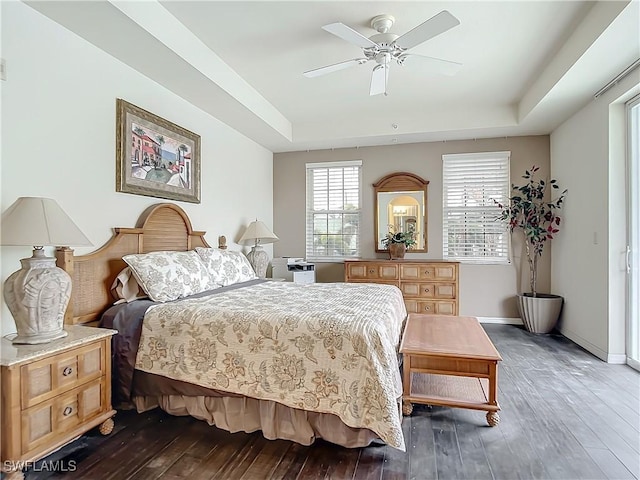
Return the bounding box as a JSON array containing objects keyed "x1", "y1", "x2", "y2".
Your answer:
[
  {"x1": 1, "y1": 197, "x2": 92, "y2": 344},
  {"x1": 238, "y1": 219, "x2": 279, "y2": 278}
]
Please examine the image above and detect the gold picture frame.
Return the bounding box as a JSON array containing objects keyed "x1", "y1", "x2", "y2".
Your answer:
[{"x1": 116, "y1": 99, "x2": 201, "y2": 203}]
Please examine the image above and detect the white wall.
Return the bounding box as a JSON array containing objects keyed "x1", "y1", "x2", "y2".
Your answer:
[
  {"x1": 0, "y1": 3, "x2": 274, "y2": 335},
  {"x1": 551, "y1": 72, "x2": 639, "y2": 362}
]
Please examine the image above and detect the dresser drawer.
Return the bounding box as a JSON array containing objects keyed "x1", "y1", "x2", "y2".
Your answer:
[
  {"x1": 400, "y1": 264, "x2": 458, "y2": 281},
  {"x1": 345, "y1": 262, "x2": 398, "y2": 280},
  {"x1": 21, "y1": 340, "x2": 106, "y2": 409},
  {"x1": 404, "y1": 300, "x2": 457, "y2": 315},
  {"x1": 20, "y1": 377, "x2": 107, "y2": 456}
]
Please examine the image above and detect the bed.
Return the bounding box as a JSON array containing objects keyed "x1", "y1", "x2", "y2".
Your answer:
[{"x1": 55, "y1": 203, "x2": 407, "y2": 451}]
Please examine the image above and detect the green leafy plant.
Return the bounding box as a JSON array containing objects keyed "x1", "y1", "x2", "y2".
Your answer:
[
  {"x1": 496, "y1": 166, "x2": 567, "y2": 296},
  {"x1": 381, "y1": 225, "x2": 417, "y2": 249}
]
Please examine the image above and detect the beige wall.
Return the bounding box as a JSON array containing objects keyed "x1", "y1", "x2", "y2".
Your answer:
[{"x1": 274, "y1": 135, "x2": 551, "y2": 319}]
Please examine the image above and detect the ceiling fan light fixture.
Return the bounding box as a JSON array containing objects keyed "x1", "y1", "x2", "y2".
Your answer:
[{"x1": 304, "y1": 10, "x2": 461, "y2": 96}]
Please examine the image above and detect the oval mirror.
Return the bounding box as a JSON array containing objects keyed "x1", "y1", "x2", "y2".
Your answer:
[{"x1": 374, "y1": 172, "x2": 429, "y2": 253}]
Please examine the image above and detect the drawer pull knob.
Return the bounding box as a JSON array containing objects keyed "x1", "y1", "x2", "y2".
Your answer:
[
  {"x1": 63, "y1": 406, "x2": 73, "y2": 416},
  {"x1": 424, "y1": 288, "x2": 430, "y2": 293},
  {"x1": 425, "y1": 306, "x2": 431, "y2": 311},
  {"x1": 424, "y1": 271, "x2": 430, "y2": 275},
  {"x1": 368, "y1": 269, "x2": 375, "y2": 274},
  {"x1": 63, "y1": 366, "x2": 73, "y2": 376}
]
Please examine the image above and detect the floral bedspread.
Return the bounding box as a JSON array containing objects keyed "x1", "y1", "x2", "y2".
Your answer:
[{"x1": 135, "y1": 281, "x2": 407, "y2": 450}]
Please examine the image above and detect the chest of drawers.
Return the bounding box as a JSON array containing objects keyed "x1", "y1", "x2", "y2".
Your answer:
[
  {"x1": 1, "y1": 326, "x2": 116, "y2": 477},
  {"x1": 344, "y1": 259, "x2": 459, "y2": 315}
]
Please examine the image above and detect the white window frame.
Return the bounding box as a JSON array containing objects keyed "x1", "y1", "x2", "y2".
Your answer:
[
  {"x1": 442, "y1": 152, "x2": 511, "y2": 264},
  {"x1": 306, "y1": 160, "x2": 362, "y2": 262}
]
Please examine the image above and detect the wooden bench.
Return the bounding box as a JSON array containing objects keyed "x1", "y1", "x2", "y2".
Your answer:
[{"x1": 399, "y1": 314, "x2": 502, "y2": 426}]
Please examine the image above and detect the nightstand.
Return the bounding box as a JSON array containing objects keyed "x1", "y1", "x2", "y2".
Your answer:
[{"x1": 1, "y1": 325, "x2": 116, "y2": 479}]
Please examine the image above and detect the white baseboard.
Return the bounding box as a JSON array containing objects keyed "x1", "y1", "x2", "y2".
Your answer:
[
  {"x1": 476, "y1": 317, "x2": 523, "y2": 325},
  {"x1": 606, "y1": 353, "x2": 627, "y2": 364}
]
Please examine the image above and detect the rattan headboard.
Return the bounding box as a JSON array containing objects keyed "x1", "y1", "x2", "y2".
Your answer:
[{"x1": 55, "y1": 203, "x2": 220, "y2": 326}]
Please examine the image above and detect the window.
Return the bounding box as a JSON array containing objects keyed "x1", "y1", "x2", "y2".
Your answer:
[
  {"x1": 306, "y1": 160, "x2": 362, "y2": 261},
  {"x1": 442, "y1": 152, "x2": 510, "y2": 264}
]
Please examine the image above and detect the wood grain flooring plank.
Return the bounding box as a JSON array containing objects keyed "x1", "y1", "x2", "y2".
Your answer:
[
  {"x1": 128, "y1": 419, "x2": 212, "y2": 480},
  {"x1": 184, "y1": 429, "x2": 257, "y2": 480},
  {"x1": 406, "y1": 405, "x2": 437, "y2": 480},
  {"x1": 585, "y1": 446, "x2": 637, "y2": 480},
  {"x1": 430, "y1": 410, "x2": 465, "y2": 480},
  {"x1": 294, "y1": 440, "x2": 345, "y2": 480},
  {"x1": 239, "y1": 438, "x2": 292, "y2": 480},
  {"x1": 86, "y1": 413, "x2": 182, "y2": 480},
  {"x1": 450, "y1": 408, "x2": 494, "y2": 480},
  {"x1": 268, "y1": 442, "x2": 314, "y2": 480}
]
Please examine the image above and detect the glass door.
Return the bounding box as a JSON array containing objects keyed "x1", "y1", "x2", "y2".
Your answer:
[{"x1": 627, "y1": 95, "x2": 640, "y2": 370}]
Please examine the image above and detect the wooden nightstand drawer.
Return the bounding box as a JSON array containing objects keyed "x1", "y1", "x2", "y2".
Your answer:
[
  {"x1": 21, "y1": 340, "x2": 106, "y2": 409},
  {"x1": 21, "y1": 377, "x2": 106, "y2": 456}
]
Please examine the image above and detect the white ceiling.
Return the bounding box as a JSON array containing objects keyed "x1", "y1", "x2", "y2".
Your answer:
[{"x1": 27, "y1": 1, "x2": 640, "y2": 153}]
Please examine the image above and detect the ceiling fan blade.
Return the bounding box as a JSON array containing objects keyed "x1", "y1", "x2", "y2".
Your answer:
[
  {"x1": 322, "y1": 22, "x2": 379, "y2": 49},
  {"x1": 303, "y1": 58, "x2": 368, "y2": 78},
  {"x1": 370, "y1": 64, "x2": 389, "y2": 96},
  {"x1": 394, "y1": 10, "x2": 460, "y2": 50},
  {"x1": 398, "y1": 54, "x2": 462, "y2": 76}
]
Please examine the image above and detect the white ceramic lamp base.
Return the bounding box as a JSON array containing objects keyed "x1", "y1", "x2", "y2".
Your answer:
[
  {"x1": 246, "y1": 245, "x2": 269, "y2": 278},
  {"x1": 3, "y1": 250, "x2": 71, "y2": 344}
]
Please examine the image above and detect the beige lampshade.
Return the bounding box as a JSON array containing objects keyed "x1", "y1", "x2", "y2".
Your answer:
[
  {"x1": 238, "y1": 220, "x2": 279, "y2": 246},
  {"x1": 1, "y1": 197, "x2": 92, "y2": 247}
]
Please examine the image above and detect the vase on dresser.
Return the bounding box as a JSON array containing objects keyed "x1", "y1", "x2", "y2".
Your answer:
[{"x1": 388, "y1": 243, "x2": 406, "y2": 260}]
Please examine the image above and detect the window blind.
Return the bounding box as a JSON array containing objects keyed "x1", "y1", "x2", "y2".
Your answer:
[
  {"x1": 306, "y1": 160, "x2": 362, "y2": 261},
  {"x1": 442, "y1": 152, "x2": 510, "y2": 264}
]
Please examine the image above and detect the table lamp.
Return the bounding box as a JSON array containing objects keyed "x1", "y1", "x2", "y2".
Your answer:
[
  {"x1": 1, "y1": 197, "x2": 92, "y2": 344},
  {"x1": 238, "y1": 220, "x2": 278, "y2": 278}
]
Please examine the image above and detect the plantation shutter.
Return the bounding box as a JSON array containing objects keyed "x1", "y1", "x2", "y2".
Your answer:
[
  {"x1": 306, "y1": 160, "x2": 362, "y2": 261},
  {"x1": 442, "y1": 152, "x2": 510, "y2": 264}
]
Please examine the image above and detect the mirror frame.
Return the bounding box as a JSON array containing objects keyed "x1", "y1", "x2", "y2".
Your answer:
[{"x1": 374, "y1": 172, "x2": 429, "y2": 253}]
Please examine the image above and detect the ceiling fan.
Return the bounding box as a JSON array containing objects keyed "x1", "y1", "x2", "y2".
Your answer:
[{"x1": 303, "y1": 11, "x2": 462, "y2": 96}]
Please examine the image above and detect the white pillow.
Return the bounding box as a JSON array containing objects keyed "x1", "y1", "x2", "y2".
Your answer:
[
  {"x1": 110, "y1": 267, "x2": 148, "y2": 304},
  {"x1": 122, "y1": 250, "x2": 218, "y2": 302},
  {"x1": 195, "y1": 247, "x2": 257, "y2": 286}
]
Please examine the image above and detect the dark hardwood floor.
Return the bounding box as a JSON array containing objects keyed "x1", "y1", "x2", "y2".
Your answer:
[{"x1": 19, "y1": 325, "x2": 640, "y2": 480}]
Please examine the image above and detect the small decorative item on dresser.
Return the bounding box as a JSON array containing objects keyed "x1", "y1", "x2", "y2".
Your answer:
[{"x1": 381, "y1": 225, "x2": 416, "y2": 260}]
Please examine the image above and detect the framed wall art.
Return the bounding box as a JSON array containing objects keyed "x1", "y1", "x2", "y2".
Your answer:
[{"x1": 116, "y1": 99, "x2": 201, "y2": 203}]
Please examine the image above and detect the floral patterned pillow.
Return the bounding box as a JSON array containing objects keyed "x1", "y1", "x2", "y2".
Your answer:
[
  {"x1": 122, "y1": 250, "x2": 218, "y2": 302},
  {"x1": 195, "y1": 247, "x2": 257, "y2": 286}
]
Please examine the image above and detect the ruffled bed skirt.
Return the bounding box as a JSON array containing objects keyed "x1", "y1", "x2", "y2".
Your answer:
[{"x1": 132, "y1": 395, "x2": 383, "y2": 448}]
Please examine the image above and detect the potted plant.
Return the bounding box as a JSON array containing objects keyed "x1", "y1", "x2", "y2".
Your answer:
[
  {"x1": 381, "y1": 225, "x2": 416, "y2": 260},
  {"x1": 497, "y1": 166, "x2": 568, "y2": 333}
]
